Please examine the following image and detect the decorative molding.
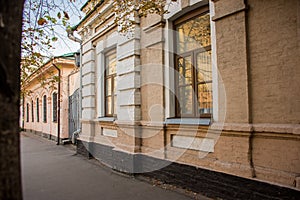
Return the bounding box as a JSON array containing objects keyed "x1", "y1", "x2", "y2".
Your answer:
[
  {"x1": 211, "y1": 122, "x2": 300, "y2": 135},
  {"x1": 212, "y1": 4, "x2": 247, "y2": 22},
  {"x1": 142, "y1": 21, "x2": 166, "y2": 33}
]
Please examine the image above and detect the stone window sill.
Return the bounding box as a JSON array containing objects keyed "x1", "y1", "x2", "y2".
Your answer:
[
  {"x1": 95, "y1": 117, "x2": 115, "y2": 122},
  {"x1": 165, "y1": 118, "x2": 211, "y2": 126}
]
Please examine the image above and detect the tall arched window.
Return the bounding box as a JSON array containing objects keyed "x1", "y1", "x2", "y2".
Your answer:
[
  {"x1": 52, "y1": 92, "x2": 58, "y2": 122},
  {"x1": 36, "y1": 98, "x2": 39, "y2": 122},
  {"x1": 43, "y1": 95, "x2": 47, "y2": 122},
  {"x1": 31, "y1": 100, "x2": 34, "y2": 122},
  {"x1": 26, "y1": 103, "x2": 29, "y2": 122},
  {"x1": 174, "y1": 7, "x2": 212, "y2": 118}
]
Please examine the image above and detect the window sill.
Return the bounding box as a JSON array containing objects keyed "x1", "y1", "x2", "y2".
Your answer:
[
  {"x1": 165, "y1": 118, "x2": 211, "y2": 126},
  {"x1": 95, "y1": 117, "x2": 115, "y2": 122}
]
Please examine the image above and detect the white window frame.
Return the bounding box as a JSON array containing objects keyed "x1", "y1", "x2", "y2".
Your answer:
[
  {"x1": 95, "y1": 33, "x2": 118, "y2": 119},
  {"x1": 164, "y1": 0, "x2": 219, "y2": 122}
]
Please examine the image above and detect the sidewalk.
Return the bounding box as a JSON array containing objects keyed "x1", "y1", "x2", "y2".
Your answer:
[{"x1": 21, "y1": 132, "x2": 200, "y2": 200}]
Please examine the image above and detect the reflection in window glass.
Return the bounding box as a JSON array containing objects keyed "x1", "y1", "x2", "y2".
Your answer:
[
  {"x1": 179, "y1": 86, "x2": 193, "y2": 115},
  {"x1": 198, "y1": 83, "x2": 212, "y2": 114},
  {"x1": 105, "y1": 49, "x2": 117, "y2": 117},
  {"x1": 197, "y1": 51, "x2": 212, "y2": 83},
  {"x1": 178, "y1": 56, "x2": 192, "y2": 85},
  {"x1": 175, "y1": 10, "x2": 212, "y2": 117},
  {"x1": 176, "y1": 13, "x2": 211, "y2": 54}
]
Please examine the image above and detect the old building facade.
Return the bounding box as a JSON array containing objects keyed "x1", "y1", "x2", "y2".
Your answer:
[
  {"x1": 74, "y1": 0, "x2": 300, "y2": 198},
  {"x1": 23, "y1": 53, "x2": 80, "y2": 142}
]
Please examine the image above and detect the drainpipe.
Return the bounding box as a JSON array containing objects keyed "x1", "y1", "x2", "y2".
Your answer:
[
  {"x1": 244, "y1": 0, "x2": 256, "y2": 178},
  {"x1": 161, "y1": 18, "x2": 167, "y2": 159},
  {"x1": 67, "y1": 29, "x2": 82, "y2": 140},
  {"x1": 52, "y1": 62, "x2": 61, "y2": 145}
]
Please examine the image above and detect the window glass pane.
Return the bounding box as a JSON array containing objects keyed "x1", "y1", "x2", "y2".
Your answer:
[
  {"x1": 178, "y1": 56, "x2": 192, "y2": 85},
  {"x1": 197, "y1": 83, "x2": 212, "y2": 114},
  {"x1": 106, "y1": 97, "x2": 112, "y2": 115},
  {"x1": 176, "y1": 13, "x2": 211, "y2": 54},
  {"x1": 106, "y1": 78, "x2": 112, "y2": 96},
  {"x1": 36, "y1": 98, "x2": 39, "y2": 122},
  {"x1": 26, "y1": 103, "x2": 29, "y2": 122},
  {"x1": 106, "y1": 52, "x2": 116, "y2": 75},
  {"x1": 113, "y1": 76, "x2": 117, "y2": 92},
  {"x1": 52, "y1": 93, "x2": 57, "y2": 122},
  {"x1": 31, "y1": 100, "x2": 34, "y2": 122},
  {"x1": 197, "y1": 50, "x2": 212, "y2": 83},
  {"x1": 179, "y1": 86, "x2": 193, "y2": 115},
  {"x1": 114, "y1": 95, "x2": 117, "y2": 115},
  {"x1": 43, "y1": 96, "x2": 47, "y2": 122}
]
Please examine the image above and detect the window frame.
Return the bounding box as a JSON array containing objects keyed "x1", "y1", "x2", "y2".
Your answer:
[
  {"x1": 104, "y1": 49, "x2": 117, "y2": 117},
  {"x1": 174, "y1": 7, "x2": 212, "y2": 118}
]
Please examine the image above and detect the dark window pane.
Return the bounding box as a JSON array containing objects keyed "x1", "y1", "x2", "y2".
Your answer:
[
  {"x1": 26, "y1": 103, "x2": 29, "y2": 122},
  {"x1": 31, "y1": 100, "x2": 34, "y2": 122},
  {"x1": 36, "y1": 98, "x2": 39, "y2": 122},
  {"x1": 52, "y1": 93, "x2": 57, "y2": 122},
  {"x1": 43, "y1": 95, "x2": 47, "y2": 122}
]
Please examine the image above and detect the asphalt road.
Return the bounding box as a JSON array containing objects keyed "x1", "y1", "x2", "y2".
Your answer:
[{"x1": 21, "y1": 132, "x2": 197, "y2": 200}]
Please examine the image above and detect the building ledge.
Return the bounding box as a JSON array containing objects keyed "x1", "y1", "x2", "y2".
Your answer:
[
  {"x1": 165, "y1": 118, "x2": 211, "y2": 126},
  {"x1": 95, "y1": 117, "x2": 115, "y2": 122}
]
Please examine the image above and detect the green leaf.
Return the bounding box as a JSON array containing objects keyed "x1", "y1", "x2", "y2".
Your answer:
[
  {"x1": 51, "y1": 37, "x2": 58, "y2": 42},
  {"x1": 57, "y1": 12, "x2": 61, "y2": 19}
]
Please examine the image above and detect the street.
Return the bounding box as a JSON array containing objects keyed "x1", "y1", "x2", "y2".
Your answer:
[{"x1": 21, "y1": 132, "x2": 196, "y2": 200}]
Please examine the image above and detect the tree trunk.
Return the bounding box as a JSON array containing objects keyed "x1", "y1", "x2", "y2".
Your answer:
[{"x1": 0, "y1": 0, "x2": 24, "y2": 199}]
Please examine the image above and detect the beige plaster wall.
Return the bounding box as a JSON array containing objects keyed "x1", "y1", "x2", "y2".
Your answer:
[
  {"x1": 77, "y1": 0, "x2": 300, "y2": 189},
  {"x1": 248, "y1": 0, "x2": 300, "y2": 124},
  {"x1": 138, "y1": 0, "x2": 300, "y2": 188},
  {"x1": 23, "y1": 61, "x2": 78, "y2": 139}
]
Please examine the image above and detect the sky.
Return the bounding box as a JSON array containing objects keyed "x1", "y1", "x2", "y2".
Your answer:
[
  {"x1": 47, "y1": 0, "x2": 85, "y2": 56},
  {"x1": 48, "y1": 25, "x2": 81, "y2": 56}
]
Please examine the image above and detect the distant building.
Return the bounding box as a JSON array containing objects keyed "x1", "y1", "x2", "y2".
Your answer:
[
  {"x1": 73, "y1": 0, "x2": 300, "y2": 198},
  {"x1": 22, "y1": 53, "x2": 80, "y2": 143}
]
